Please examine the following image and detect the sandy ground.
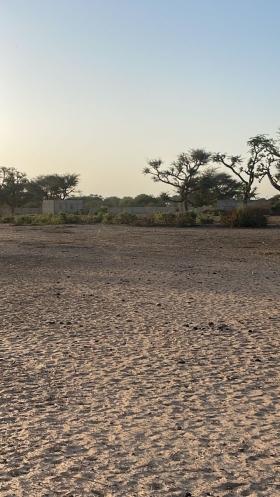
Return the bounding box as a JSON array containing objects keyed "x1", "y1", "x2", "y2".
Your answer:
[{"x1": 0, "y1": 224, "x2": 279, "y2": 497}]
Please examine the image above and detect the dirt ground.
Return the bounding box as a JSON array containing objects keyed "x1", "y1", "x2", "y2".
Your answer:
[{"x1": 0, "y1": 224, "x2": 279, "y2": 497}]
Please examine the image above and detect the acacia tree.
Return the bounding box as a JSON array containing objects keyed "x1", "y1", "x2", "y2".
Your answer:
[
  {"x1": 0, "y1": 167, "x2": 29, "y2": 213},
  {"x1": 190, "y1": 169, "x2": 244, "y2": 207},
  {"x1": 212, "y1": 135, "x2": 271, "y2": 205},
  {"x1": 267, "y1": 163, "x2": 280, "y2": 191},
  {"x1": 255, "y1": 134, "x2": 280, "y2": 192},
  {"x1": 29, "y1": 173, "x2": 79, "y2": 201},
  {"x1": 143, "y1": 149, "x2": 211, "y2": 211}
]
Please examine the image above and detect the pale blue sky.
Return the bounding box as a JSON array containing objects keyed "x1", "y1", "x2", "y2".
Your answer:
[{"x1": 0, "y1": 0, "x2": 279, "y2": 196}]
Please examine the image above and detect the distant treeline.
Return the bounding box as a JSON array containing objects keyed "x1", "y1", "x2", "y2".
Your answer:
[{"x1": 1, "y1": 131, "x2": 280, "y2": 214}]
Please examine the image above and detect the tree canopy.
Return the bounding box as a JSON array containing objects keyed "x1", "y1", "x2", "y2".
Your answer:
[
  {"x1": 212, "y1": 135, "x2": 273, "y2": 205},
  {"x1": 144, "y1": 149, "x2": 211, "y2": 210},
  {"x1": 190, "y1": 169, "x2": 244, "y2": 207},
  {"x1": 29, "y1": 174, "x2": 80, "y2": 201},
  {"x1": 0, "y1": 167, "x2": 29, "y2": 213}
]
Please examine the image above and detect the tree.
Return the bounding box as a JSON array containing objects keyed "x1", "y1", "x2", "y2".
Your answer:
[
  {"x1": 267, "y1": 164, "x2": 280, "y2": 191},
  {"x1": 82, "y1": 194, "x2": 104, "y2": 211},
  {"x1": 0, "y1": 167, "x2": 29, "y2": 213},
  {"x1": 212, "y1": 135, "x2": 271, "y2": 205},
  {"x1": 143, "y1": 149, "x2": 211, "y2": 210},
  {"x1": 103, "y1": 196, "x2": 121, "y2": 207},
  {"x1": 190, "y1": 169, "x2": 244, "y2": 207},
  {"x1": 119, "y1": 196, "x2": 134, "y2": 207},
  {"x1": 131, "y1": 194, "x2": 163, "y2": 207},
  {"x1": 270, "y1": 194, "x2": 280, "y2": 214},
  {"x1": 254, "y1": 134, "x2": 280, "y2": 192},
  {"x1": 31, "y1": 173, "x2": 79, "y2": 200}
]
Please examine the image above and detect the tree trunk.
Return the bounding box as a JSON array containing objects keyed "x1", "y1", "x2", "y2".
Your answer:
[
  {"x1": 183, "y1": 196, "x2": 189, "y2": 212},
  {"x1": 243, "y1": 187, "x2": 250, "y2": 207}
]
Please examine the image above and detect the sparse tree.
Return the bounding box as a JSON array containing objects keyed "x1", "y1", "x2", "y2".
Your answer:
[
  {"x1": 31, "y1": 173, "x2": 79, "y2": 200},
  {"x1": 144, "y1": 149, "x2": 211, "y2": 210},
  {"x1": 267, "y1": 164, "x2": 280, "y2": 191},
  {"x1": 212, "y1": 135, "x2": 271, "y2": 205},
  {"x1": 0, "y1": 167, "x2": 29, "y2": 213},
  {"x1": 255, "y1": 133, "x2": 280, "y2": 192}
]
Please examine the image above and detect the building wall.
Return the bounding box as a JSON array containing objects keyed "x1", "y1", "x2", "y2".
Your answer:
[
  {"x1": 42, "y1": 199, "x2": 84, "y2": 214},
  {"x1": 0, "y1": 206, "x2": 41, "y2": 215},
  {"x1": 108, "y1": 205, "x2": 182, "y2": 217},
  {"x1": 217, "y1": 199, "x2": 271, "y2": 211}
]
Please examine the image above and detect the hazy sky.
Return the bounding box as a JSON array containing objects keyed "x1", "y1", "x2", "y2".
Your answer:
[{"x1": 0, "y1": 0, "x2": 279, "y2": 197}]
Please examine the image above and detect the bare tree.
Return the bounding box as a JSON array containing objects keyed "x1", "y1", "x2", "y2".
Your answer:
[
  {"x1": 267, "y1": 164, "x2": 280, "y2": 192},
  {"x1": 143, "y1": 149, "x2": 211, "y2": 211},
  {"x1": 212, "y1": 136, "x2": 270, "y2": 205},
  {"x1": 255, "y1": 134, "x2": 280, "y2": 192}
]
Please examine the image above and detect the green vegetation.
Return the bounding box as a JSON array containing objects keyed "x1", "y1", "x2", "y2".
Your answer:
[
  {"x1": 221, "y1": 209, "x2": 268, "y2": 228},
  {"x1": 0, "y1": 211, "x2": 196, "y2": 227},
  {"x1": 0, "y1": 167, "x2": 29, "y2": 214},
  {"x1": 1, "y1": 130, "x2": 280, "y2": 223},
  {"x1": 271, "y1": 195, "x2": 280, "y2": 214},
  {"x1": 0, "y1": 208, "x2": 272, "y2": 228},
  {"x1": 0, "y1": 170, "x2": 80, "y2": 213},
  {"x1": 197, "y1": 213, "x2": 215, "y2": 225},
  {"x1": 143, "y1": 131, "x2": 280, "y2": 211}
]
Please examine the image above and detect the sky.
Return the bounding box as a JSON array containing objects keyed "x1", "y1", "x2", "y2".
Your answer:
[{"x1": 0, "y1": 0, "x2": 280, "y2": 197}]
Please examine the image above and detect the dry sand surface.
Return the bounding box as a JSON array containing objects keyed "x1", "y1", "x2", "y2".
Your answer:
[{"x1": 0, "y1": 224, "x2": 279, "y2": 497}]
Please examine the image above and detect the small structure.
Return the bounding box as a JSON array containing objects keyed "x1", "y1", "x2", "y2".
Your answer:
[{"x1": 42, "y1": 199, "x2": 84, "y2": 214}]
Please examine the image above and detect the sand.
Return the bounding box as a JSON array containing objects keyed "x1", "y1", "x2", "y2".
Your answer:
[{"x1": 0, "y1": 224, "x2": 279, "y2": 497}]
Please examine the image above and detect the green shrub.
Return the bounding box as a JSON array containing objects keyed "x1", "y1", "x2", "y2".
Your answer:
[
  {"x1": 90, "y1": 211, "x2": 104, "y2": 223},
  {"x1": 271, "y1": 199, "x2": 280, "y2": 215},
  {"x1": 113, "y1": 212, "x2": 138, "y2": 225},
  {"x1": 197, "y1": 214, "x2": 214, "y2": 225},
  {"x1": 152, "y1": 212, "x2": 177, "y2": 226},
  {"x1": 14, "y1": 215, "x2": 33, "y2": 225},
  {"x1": 101, "y1": 212, "x2": 115, "y2": 224},
  {"x1": 0, "y1": 215, "x2": 15, "y2": 224},
  {"x1": 221, "y1": 208, "x2": 267, "y2": 228},
  {"x1": 134, "y1": 215, "x2": 155, "y2": 226},
  {"x1": 58, "y1": 213, "x2": 81, "y2": 224},
  {"x1": 175, "y1": 212, "x2": 196, "y2": 227}
]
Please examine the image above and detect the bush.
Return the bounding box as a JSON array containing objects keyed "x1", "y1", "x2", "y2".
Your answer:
[
  {"x1": 138, "y1": 211, "x2": 197, "y2": 227},
  {"x1": 0, "y1": 210, "x2": 197, "y2": 228},
  {"x1": 271, "y1": 200, "x2": 280, "y2": 215},
  {"x1": 13, "y1": 214, "x2": 62, "y2": 225},
  {"x1": 112, "y1": 212, "x2": 138, "y2": 225},
  {"x1": 58, "y1": 213, "x2": 82, "y2": 224},
  {"x1": 101, "y1": 212, "x2": 115, "y2": 224},
  {"x1": 151, "y1": 212, "x2": 177, "y2": 226},
  {"x1": 134, "y1": 215, "x2": 155, "y2": 227},
  {"x1": 14, "y1": 215, "x2": 33, "y2": 225},
  {"x1": 18, "y1": 213, "x2": 104, "y2": 225},
  {"x1": 91, "y1": 211, "x2": 104, "y2": 223},
  {"x1": 0, "y1": 215, "x2": 15, "y2": 224},
  {"x1": 175, "y1": 212, "x2": 196, "y2": 227},
  {"x1": 221, "y1": 208, "x2": 267, "y2": 228},
  {"x1": 197, "y1": 214, "x2": 214, "y2": 225}
]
